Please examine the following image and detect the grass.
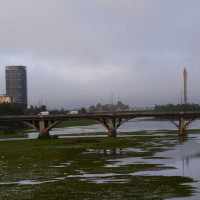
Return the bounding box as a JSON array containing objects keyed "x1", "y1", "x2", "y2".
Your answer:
[
  {"x1": 55, "y1": 119, "x2": 97, "y2": 128},
  {"x1": 0, "y1": 132, "x2": 196, "y2": 199}
]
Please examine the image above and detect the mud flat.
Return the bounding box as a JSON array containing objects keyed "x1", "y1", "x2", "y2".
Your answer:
[{"x1": 0, "y1": 130, "x2": 199, "y2": 199}]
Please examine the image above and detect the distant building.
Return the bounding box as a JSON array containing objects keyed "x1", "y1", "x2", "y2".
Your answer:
[
  {"x1": 5, "y1": 66, "x2": 27, "y2": 107},
  {"x1": 0, "y1": 94, "x2": 15, "y2": 103}
]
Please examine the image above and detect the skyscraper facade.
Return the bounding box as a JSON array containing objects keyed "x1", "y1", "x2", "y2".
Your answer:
[
  {"x1": 5, "y1": 66, "x2": 27, "y2": 107},
  {"x1": 183, "y1": 68, "x2": 188, "y2": 104}
]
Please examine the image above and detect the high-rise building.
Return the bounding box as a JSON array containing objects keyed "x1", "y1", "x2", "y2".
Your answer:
[
  {"x1": 183, "y1": 68, "x2": 188, "y2": 104},
  {"x1": 5, "y1": 66, "x2": 27, "y2": 107}
]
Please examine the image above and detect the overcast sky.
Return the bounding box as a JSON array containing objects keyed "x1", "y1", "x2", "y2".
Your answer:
[{"x1": 0, "y1": 0, "x2": 200, "y2": 109}]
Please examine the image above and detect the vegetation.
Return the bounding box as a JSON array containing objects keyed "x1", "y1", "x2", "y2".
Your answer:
[
  {"x1": 0, "y1": 102, "x2": 24, "y2": 115},
  {"x1": 0, "y1": 102, "x2": 27, "y2": 135},
  {"x1": 154, "y1": 103, "x2": 200, "y2": 112},
  {"x1": 49, "y1": 101, "x2": 129, "y2": 114},
  {"x1": 55, "y1": 119, "x2": 97, "y2": 128},
  {"x1": 24, "y1": 104, "x2": 47, "y2": 115},
  {"x1": 0, "y1": 132, "x2": 195, "y2": 199},
  {"x1": 88, "y1": 101, "x2": 129, "y2": 112}
]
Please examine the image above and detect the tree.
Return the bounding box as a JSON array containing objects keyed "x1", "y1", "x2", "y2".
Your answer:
[
  {"x1": 154, "y1": 103, "x2": 200, "y2": 112},
  {"x1": 96, "y1": 103, "x2": 102, "y2": 111},
  {"x1": 79, "y1": 107, "x2": 87, "y2": 114},
  {"x1": 88, "y1": 105, "x2": 96, "y2": 113},
  {"x1": 0, "y1": 102, "x2": 26, "y2": 133},
  {"x1": 40, "y1": 105, "x2": 46, "y2": 111}
]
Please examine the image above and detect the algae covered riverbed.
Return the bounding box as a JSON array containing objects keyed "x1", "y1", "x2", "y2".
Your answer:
[{"x1": 0, "y1": 129, "x2": 199, "y2": 199}]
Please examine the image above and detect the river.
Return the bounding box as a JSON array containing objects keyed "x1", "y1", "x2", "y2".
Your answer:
[
  {"x1": 2, "y1": 118, "x2": 200, "y2": 199},
  {"x1": 49, "y1": 118, "x2": 200, "y2": 199}
]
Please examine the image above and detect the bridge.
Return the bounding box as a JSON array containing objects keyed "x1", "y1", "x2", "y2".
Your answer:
[{"x1": 0, "y1": 111, "x2": 200, "y2": 137}]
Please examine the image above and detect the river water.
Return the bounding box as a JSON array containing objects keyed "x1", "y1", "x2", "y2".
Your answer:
[
  {"x1": 2, "y1": 118, "x2": 200, "y2": 199},
  {"x1": 27, "y1": 118, "x2": 200, "y2": 139},
  {"x1": 50, "y1": 118, "x2": 200, "y2": 199}
]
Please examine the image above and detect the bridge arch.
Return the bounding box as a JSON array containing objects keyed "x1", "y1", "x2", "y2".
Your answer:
[
  {"x1": 166, "y1": 116, "x2": 200, "y2": 135},
  {"x1": 185, "y1": 117, "x2": 199, "y2": 128},
  {"x1": 96, "y1": 117, "x2": 133, "y2": 136},
  {"x1": 23, "y1": 119, "x2": 65, "y2": 135}
]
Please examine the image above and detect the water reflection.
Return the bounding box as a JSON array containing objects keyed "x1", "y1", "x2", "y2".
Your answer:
[
  {"x1": 179, "y1": 135, "x2": 189, "y2": 144},
  {"x1": 125, "y1": 139, "x2": 200, "y2": 180},
  {"x1": 86, "y1": 148, "x2": 147, "y2": 156},
  {"x1": 98, "y1": 149, "x2": 122, "y2": 156},
  {"x1": 181, "y1": 156, "x2": 190, "y2": 177},
  {"x1": 97, "y1": 137, "x2": 200, "y2": 184}
]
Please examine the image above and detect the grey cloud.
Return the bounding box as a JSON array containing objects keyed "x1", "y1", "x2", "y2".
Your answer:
[{"x1": 0, "y1": 0, "x2": 200, "y2": 108}]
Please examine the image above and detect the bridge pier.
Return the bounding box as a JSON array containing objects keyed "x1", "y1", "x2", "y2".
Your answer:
[
  {"x1": 179, "y1": 117, "x2": 186, "y2": 135},
  {"x1": 167, "y1": 116, "x2": 199, "y2": 135},
  {"x1": 96, "y1": 116, "x2": 132, "y2": 137},
  {"x1": 23, "y1": 118, "x2": 63, "y2": 138},
  {"x1": 39, "y1": 120, "x2": 50, "y2": 136},
  {"x1": 108, "y1": 118, "x2": 117, "y2": 137},
  {"x1": 24, "y1": 116, "x2": 131, "y2": 138}
]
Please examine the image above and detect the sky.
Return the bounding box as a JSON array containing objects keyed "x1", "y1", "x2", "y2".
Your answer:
[{"x1": 0, "y1": 0, "x2": 200, "y2": 109}]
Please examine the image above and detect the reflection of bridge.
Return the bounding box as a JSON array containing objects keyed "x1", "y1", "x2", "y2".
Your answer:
[{"x1": 0, "y1": 111, "x2": 200, "y2": 137}]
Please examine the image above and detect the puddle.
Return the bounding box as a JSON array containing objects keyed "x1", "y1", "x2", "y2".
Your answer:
[
  {"x1": 84, "y1": 148, "x2": 147, "y2": 156},
  {"x1": 68, "y1": 172, "x2": 117, "y2": 178},
  {"x1": 0, "y1": 179, "x2": 57, "y2": 185},
  {"x1": 79, "y1": 178, "x2": 127, "y2": 184},
  {"x1": 50, "y1": 162, "x2": 72, "y2": 168},
  {"x1": 68, "y1": 172, "x2": 128, "y2": 183}
]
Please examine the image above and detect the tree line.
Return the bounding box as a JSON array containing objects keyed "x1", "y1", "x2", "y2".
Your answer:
[
  {"x1": 0, "y1": 102, "x2": 25, "y2": 134},
  {"x1": 88, "y1": 101, "x2": 129, "y2": 113},
  {"x1": 154, "y1": 103, "x2": 200, "y2": 112}
]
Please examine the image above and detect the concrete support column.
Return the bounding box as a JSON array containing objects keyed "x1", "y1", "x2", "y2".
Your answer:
[
  {"x1": 108, "y1": 118, "x2": 116, "y2": 137},
  {"x1": 179, "y1": 117, "x2": 185, "y2": 135},
  {"x1": 39, "y1": 120, "x2": 49, "y2": 135}
]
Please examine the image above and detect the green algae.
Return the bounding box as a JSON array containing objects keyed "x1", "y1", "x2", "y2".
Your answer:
[{"x1": 0, "y1": 132, "x2": 196, "y2": 199}]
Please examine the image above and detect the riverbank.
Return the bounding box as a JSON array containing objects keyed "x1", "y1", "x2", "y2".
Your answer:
[
  {"x1": 0, "y1": 119, "x2": 98, "y2": 139},
  {"x1": 0, "y1": 128, "x2": 33, "y2": 138},
  {"x1": 0, "y1": 131, "x2": 196, "y2": 199},
  {"x1": 54, "y1": 119, "x2": 97, "y2": 128}
]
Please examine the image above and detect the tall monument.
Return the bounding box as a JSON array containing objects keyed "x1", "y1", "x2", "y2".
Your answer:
[{"x1": 183, "y1": 68, "x2": 188, "y2": 104}]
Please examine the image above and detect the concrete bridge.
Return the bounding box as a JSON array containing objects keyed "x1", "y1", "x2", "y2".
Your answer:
[{"x1": 0, "y1": 111, "x2": 200, "y2": 137}]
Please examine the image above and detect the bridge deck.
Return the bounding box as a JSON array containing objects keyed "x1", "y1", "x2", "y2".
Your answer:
[{"x1": 0, "y1": 111, "x2": 200, "y2": 121}]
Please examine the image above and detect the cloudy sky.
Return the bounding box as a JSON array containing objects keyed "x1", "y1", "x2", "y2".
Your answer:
[{"x1": 0, "y1": 0, "x2": 200, "y2": 109}]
